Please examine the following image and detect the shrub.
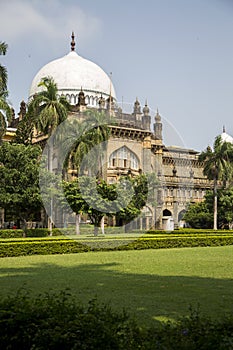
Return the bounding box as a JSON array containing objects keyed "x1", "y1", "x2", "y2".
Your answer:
[
  {"x1": 0, "y1": 239, "x2": 90, "y2": 257},
  {"x1": 0, "y1": 229, "x2": 24, "y2": 238},
  {"x1": 0, "y1": 291, "x2": 141, "y2": 350},
  {"x1": 1, "y1": 291, "x2": 233, "y2": 349}
]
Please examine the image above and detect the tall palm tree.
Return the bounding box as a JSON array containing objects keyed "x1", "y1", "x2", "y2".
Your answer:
[
  {"x1": 199, "y1": 135, "x2": 233, "y2": 229},
  {"x1": 0, "y1": 41, "x2": 12, "y2": 142},
  {"x1": 58, "y1": 110, "x2": 111, "y2": 177},
  {"x1": 28, "y1": 76, "x2": 70, "y2": 232},
  {"x1": 0, "y1": 41, "x2": 8, "y2": 92},
  {"x1": 56, "y1": 110, "x2": 111, "y2": 234},
  {"x1": 28, "y1": 77, "x2": 70, "y2": 139}
]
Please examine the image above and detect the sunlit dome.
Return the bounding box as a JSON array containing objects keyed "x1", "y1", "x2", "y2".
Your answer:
[
  {"x1": 221, "y1": 127, "x2": 233, "y2": 144},
  {"x1": 29, "y1": 33, "x2": 116, "y2": 107}
]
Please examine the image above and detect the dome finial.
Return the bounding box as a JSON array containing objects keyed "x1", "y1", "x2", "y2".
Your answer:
[{"x1": 71, "y1": 32, "x2": 75, "y2": 51}]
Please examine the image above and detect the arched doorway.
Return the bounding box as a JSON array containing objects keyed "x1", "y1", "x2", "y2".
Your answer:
[
  {"x1": 162, "y1": 209, "x2": 174, "y2": 231},
  {"x1": 178, "y1": 209, "x2": 186, "y2": 228}
]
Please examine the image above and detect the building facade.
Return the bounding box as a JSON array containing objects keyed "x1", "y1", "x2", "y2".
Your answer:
[{"x1": 4, "y1": 34, "x2": 216, "y2": 230}]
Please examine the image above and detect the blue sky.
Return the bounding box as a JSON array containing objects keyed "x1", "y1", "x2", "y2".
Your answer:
[{"x1": 1, "y1": 0, "x2": 233, "y2": 151}]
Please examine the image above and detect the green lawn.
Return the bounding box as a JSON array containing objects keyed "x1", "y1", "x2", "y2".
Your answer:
[{"x1": 0, "y1": 246, "x2": 233, "y2": 325}]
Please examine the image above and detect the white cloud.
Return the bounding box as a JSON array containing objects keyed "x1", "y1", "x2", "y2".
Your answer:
[{"x1": 0, "y1": 0, "x2": 102, "y2": 45}]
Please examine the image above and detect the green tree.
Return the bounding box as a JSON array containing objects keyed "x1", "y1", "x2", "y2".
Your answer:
[
  {"x1": 0, "y1": 41, "x2": 8, "y2": 92},
  {"x1": 62, "y1": 176, "x2": 120, "y2": 235},
  {"x1": 183, "y1": 201, "x2": 213, "y2": 229},
  {"x1": 56, "y1": 110, "x2": 111, "y2": 177},
  {"x1": 0, "y1": 143, "x2": 42, "y2": 230},
  {"x1": 205, "y1": 189, "x2": 233, "y2": 229},
  {"x1": 14, "y1": 113, "x2": 34, "y2": 145},
  {"x1": 199, "y1": 136, "x2": 233, "y2": 229},
  {"x1": 28, "y1": 77, "x2": 70, "y2": 138},
  {"x1": 62, "y1": 178, "x2": 88, "y2": 235},
  {"x1": 0, "y1": 41, "x2": 12, "y2": 141},
  {"x1": 116, "y1": 173, "x2": 157, "y2": 228},
  {"x1": 28, "y1": 76, "x2": 70, "y2": 231}
]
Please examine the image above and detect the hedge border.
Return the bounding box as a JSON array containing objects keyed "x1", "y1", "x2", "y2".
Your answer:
[{"x1": 1, "y1": 234, "x2": 233, "y2": 257}]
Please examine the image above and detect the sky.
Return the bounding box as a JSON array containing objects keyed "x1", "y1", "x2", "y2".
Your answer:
[{"x1": 1, "y1": 0, "x2": 233, "y2": 151}]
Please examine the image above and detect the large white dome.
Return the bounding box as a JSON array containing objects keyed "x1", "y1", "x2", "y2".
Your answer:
[{"x1": 29, "y1": 49, "x2": 116, "y2": 107}]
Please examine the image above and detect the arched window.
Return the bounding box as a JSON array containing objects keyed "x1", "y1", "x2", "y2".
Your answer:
[
  {"x1": 85, "y1": 95, "x2": 90, "y2": 105},
  {"x1": 70, "y1": 94, "x2": 75, "y2": 105},
  {"x1": 109, "y1": 146, "x2": 139, "y2": 170}
]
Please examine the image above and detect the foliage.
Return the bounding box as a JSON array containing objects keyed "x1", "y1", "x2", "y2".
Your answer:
[
  {"x1": 1, "y1": 291, "x2": 233, "y2": 349},
  {"x1": 183, "y1": 201, "x2": 213, "y2": 229},
  {"x1": 14, "y1": 112, "x2": 34, "y2": 145},
  {"x1": 116, "y1": 173, "x2": 157, "y2": 225},
  {"x1": 62, "y1": 176, "x2": 123, "y2": 235},
  {"x1": 199, "y1": 135, "x2": 233, "y2": 229},
  {"x1": 0, "y1": 143, "x2": 42, "y2": 227},
  {"x1": 0, "y1": 41, "x2": 8, "y2": 92},
  {"x1": 184, "y1": 188, "x2": 233, "y2": 229},
  {"x1": 56, "y1": 110, "x2": 112, "y2": 175},
  {"x1": 0, "y1": 41, "x2": 12, "y2": 141},
  {"x1": 1, "y1": 231, "x2": 233, "y2": 257},
  {"x1": 0, "y1": 239, "x2": 89, "y2": 257},
  {"x1": 205, "y1": 188, "x2": 233, "y2": 229},
  {"x1": 0, "y1": 229, "x2": 24, "y2": 238},
  {"x1": 28, "y1": 76, "x2": 70, "y2": 136}
]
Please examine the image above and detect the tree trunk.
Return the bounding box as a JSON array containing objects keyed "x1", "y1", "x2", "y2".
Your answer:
[
  {"x1": 48, "y1": 215, "x2": 53, "y2": 236},
  {"x1": 75, "y1": 213, "x2": 80, "y2": 235},
  {"x1": 94, "y1": 226, "x2": 99, "y2": 236},
  {"x1": 213, "y1": 178, "x2": 218, "y2": 230},
  {"x1": 101, "y1": 216, "x2": 105, "y2": 235},
  {"x1": 48, "y1": 144, "x2": 53, "y2": 235}
]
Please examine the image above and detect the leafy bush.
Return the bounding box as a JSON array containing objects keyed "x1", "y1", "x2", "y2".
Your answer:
[
  {"x1": 0, "y1": 239, "x2": 90, "y2": 257},
  {"x1": 1, "y1": 291, "x2": 233, "y2": 349},
  {"x1": 0, "y1": 229, "x2": 24, "y2": 238},
  {"x1": 25, "y1": 228, "x2": 50, "y2": 237},
  {"x1": 1, "y1": 232, "x2": 233, "y2": 257},
  {"x1": 147, "y1": 228, "x2": 233, "y2": 235}
]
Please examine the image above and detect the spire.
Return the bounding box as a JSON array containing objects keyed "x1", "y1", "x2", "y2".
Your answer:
[
  {"x1": 71, "y1": 32, "x2": 75, "y2": 51},
  {"x1": 143, "y1": 100, "x2": 149, "y2": 116},
  {"x1": 133, "y1": 97, "x2": 141, "y2": 114},
  {"x1": 155, "y1": 108, "x2": 161, "y2": 122}
]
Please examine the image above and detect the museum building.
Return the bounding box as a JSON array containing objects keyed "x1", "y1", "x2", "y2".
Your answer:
[{"x1": 6, "y1": 33, "x2": 232, "y2": 230}]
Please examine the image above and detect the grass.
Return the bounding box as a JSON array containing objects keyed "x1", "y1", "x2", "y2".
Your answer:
[{"x1": 0, "y1": 246, "x2": 233, "y2": 325}]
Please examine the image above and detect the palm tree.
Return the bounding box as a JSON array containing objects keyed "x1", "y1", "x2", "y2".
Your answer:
[
  {"x1": 28, "y1": 76, "x2": 70, "y2": 232},
  {"x1": 0, "y1": 41, "x2": 12, "y2": 142},
  {"x1": 28, "y1": 77, "x2": 70, "y2": 138},
  {"x1": 0, "y1": 42, "x2": 8, "y2": 92},
  {"x1": 199, "y1": 135, "x2": 233, "y2": 230},
  {"x1": 58, "y1": 110, "x2": 111, "y2": 177},
  {"x1": 56, "y1": 110, "x2": 111, "y2": 234}
]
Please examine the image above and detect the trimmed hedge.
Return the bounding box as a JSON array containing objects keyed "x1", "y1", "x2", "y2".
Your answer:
[
  {"x1": 0, "y1": 239, "x2": 90, "y2": 257},
  {"x1": 147, "y1": 228, "x2": 233, "y2": 235},
  {"x1": 1, "y1": 291, "x2": 233, "y2": 349},
  {"x1": 0, "y1": 229, "x2": 24, "y2": 238},
  {"x1": 0, "y1": 228, "x2": 65, "y2": 238},
  {"x1": 1, "y1": 233, "x2": 233, "y2": 257}
]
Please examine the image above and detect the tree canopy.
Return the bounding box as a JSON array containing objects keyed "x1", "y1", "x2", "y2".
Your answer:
[
  {"x1": 0, "y1": 143, "x2": 42, "y2": 228},
  {"x1": 0, "y1": 41, "x2": 12, "y2": 141},
  {"x1": 199, "y1": 135, "x2": 233, "y2": 229}
]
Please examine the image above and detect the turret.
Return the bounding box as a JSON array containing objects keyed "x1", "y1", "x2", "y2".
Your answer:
[
  {"x1": 142, "y1": 100, "x2": 151, "y2": 130},
  {"x1": 77, "y1": 87, "x2": 87, "y2": 112},
  {"x1": 132, "y1": 97, "x2": 142, "y2": 128},
  {"x1": 154, "y1": 109, "x2": 162, "y2": 140},
  {"x1": 98, "y1": 94, "x2": 105, "y2": 111}
]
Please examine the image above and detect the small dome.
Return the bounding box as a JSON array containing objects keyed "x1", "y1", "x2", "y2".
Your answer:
[
  {"x1": 29, "y1": 50, "x2": 116, "y2": 107},
  {"x1": 221, "y1": 131, "x2": 233, "y2": 144},
  {"x1": 143, "y1": 103, "x2": 149, "y2": 116}
]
